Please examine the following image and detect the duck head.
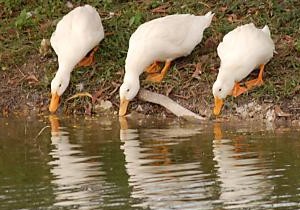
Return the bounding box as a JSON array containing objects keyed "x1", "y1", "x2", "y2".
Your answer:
[
  {"x1": 119, "y1": 76, "x2": 140, "y2": 116},
  {"x1": 212, "y1": 75, "x2": 234, "y2": 116},
  {"x1": 49, "y1": 71, "x2": 70, "y2": 113}
]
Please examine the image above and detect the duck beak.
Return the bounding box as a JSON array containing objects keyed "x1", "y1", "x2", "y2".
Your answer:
[
  {"x1": 49, "y1": 92, "x2": 60, "y2": 113},
  {"x1": 213, "y1": 97, "x2": 224, "y2": 116},
  {"x1": 119, "y1": 98, "x2": 129, "y2": 116}
]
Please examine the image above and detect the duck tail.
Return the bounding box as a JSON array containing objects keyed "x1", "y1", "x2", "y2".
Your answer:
[
  {"x1": 203, "y1": 11, "x2": 214, "y2": 28},
  {"x1": 262, "y1": 25, "x2": 271, "y2": 36}
]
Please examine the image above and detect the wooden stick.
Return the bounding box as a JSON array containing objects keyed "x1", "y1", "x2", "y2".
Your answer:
[{"x1": 138, "y1": 89, "x2": 206, "y2": 122}]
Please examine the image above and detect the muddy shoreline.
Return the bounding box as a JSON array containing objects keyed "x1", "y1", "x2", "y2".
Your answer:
[{"x1": 1, "y1": 1, "x2": 299, "y2": 124}]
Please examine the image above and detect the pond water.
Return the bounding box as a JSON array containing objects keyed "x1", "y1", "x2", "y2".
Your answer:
[{"x1": 0, "y1": 116, "x2": 300, "y2": 210}]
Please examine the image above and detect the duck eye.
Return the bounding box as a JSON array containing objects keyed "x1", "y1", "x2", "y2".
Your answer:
[
  {"x1": 218, "y1": 88, "x2": 222, "y2": 92},
  {"x1": 126, "y1": 88, "x2": 130, "y2": 92},
  {"x1": 59, "y1": 84, "x2": 62, "y2": 88}
]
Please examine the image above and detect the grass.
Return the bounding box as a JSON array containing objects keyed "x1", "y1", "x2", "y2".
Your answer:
[{"x1": 0, "y1": 0, "x2": 299, "y2": 117}]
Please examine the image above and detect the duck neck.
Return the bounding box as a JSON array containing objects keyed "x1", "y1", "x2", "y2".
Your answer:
[
  {"x1": 125, "y1": 55, "x2": 152, "y2": 77},
  {"x1": 57, "y1": 59, "x2": 75, "y2": 74},
  {"x1": 56, "y1": 62, "x2": 74, "y2": 80},
  {"x1": 123, "y1": 71, "x2": 140, "y2": 85},
  {"x1": 217, "y1": 64, "x2": 236, "y2": 86}
]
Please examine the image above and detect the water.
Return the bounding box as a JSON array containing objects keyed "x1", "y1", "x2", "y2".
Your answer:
[{"x1": 0, "y1": 116, "x2": 300, "y2": 210}]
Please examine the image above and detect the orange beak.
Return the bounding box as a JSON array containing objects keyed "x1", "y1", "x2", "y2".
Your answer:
[
  {"x1": 213, "y1": 97, "x2": 224, "y2": 116},
  {"x1": 119, "y1": 98, "x2": 129, "y2": 116},
  {"x1": 49, "y1": 92, "x2": 60, "y2": 113}
]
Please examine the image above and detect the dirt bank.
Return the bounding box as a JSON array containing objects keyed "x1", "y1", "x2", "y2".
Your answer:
[{"x1": 1, "y1": 1, "x2": 299, "y2": 124}]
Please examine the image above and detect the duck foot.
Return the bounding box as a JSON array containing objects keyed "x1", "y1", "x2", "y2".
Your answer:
[
  {"x1": 231, "y1": 82, "x2": 248, "y2": 97},
  {"x1": 145, "y1": 61, "x2": 161, "y2": 74},
  {"x1": 245, "y1": 64, "x2": 265, "y2": 89},
  {"x1": 146, "y1": 60, "x2": 171, "y2": 83},
  {"x1": 77, "y1": 46, "x2": 99, "y2": 67}
]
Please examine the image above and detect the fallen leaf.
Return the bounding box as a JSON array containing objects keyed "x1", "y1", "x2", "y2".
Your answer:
[
  {"x1": 151, "y1": 4, "x2": 170, "y2": 13},
  {"x1": 204, "y1": 37, "x2": 217, "y2": 49},
  {"x1": 66, "y1": 1, "x2": 74, "y2": 9},
  {"x1": 85, "y1": 102, "x2": 92, "y2": 116},
  {"x1": 274, "y1": 105, "x2": 292, "y2": 117},
  {"x1": 227, "y1": 14, "x2": 237, "y2": 23},
  {"x1": 66, "y1": 92, "x2": 93, "y2": 102},
  {"x1": 192, "y1": 63, "x2": 202, "y2": 79},
  {"x1": 282, "y1": 35, "x2": 294, "y2": 43},
  {"x1": 220, "y1": 6, "x2": 227, "y2": 13},
  {"x1": 26, "y1": 74, "x2": 39, "y2": 84},
  {"x1": 92, "y1": 90, "x2": 103, "y2": 104},
  {"x1": 166, "y1": 86, "x2": 173, "y2": 96}
]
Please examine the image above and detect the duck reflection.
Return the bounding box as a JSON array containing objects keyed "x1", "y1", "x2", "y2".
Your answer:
[
  {"x1": 119, "y1": 117, "x2": 214, "y2": 209},
  {"x1": 48, "y1": 116, "x2": 104, "y2": 208},
  {"x1": 213, "y1": 123, "x2": 271, "y2": 208}
]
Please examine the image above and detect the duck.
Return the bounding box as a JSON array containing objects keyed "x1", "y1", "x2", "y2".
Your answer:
[
  {"x1": 49, "y1": 5, "x2": 104, "y2": 113},
  {"x1": 212, "y1": 23, "x2": 275, "y2": 115},
  {"x1": 119, "y1": 12, "x2": 214, "y2": 116}
]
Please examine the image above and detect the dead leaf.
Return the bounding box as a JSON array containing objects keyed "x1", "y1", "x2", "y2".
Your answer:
[
  {"x1": 282, "y1": 35, "x2": 294, "y2": 43},
  {"x1": 66, "y1": 92, "x2": 93, "y2": 102},
  {"x1": 227, "y1": 14, "x2": 238, "y2": 23},
  {"x1": 274, "y1": 105, "x2": 292, "y2": 117},
  {"x1": 220, "y1": 6, "x2": 227, "y2": 13},
  {"x1": 26, "y1": 74, "x2": 39, "y2": 83},
  {"x1": 92, "y1": 90, "x2": 103, "y2": 104},
  {"x1": 247, "y1": 7, "x2": 258, "y2": 15},
  {"x1": 104, "y1": 32, "x2": 114, "y2": 36},
  {"x1": 151, "y1": 4, "x2": 170, "y2": 13},
  {"x1": 192, "y1": 63, "x2": 202, "y2": 79},
  {"x1": 166, "y1": 86, "x2": 174, "y2": 96},
  {"x1": 204, "y1": 37, "x2": 216, "y2": 49},
  {"x1": 85, "y1": 102, "x2": 92, "y2": 116}
]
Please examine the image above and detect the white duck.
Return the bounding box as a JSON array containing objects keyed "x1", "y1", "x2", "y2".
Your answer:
[
  {"x1": 119, "y1": 12, "x2": 214, "y2": 116},
  {"x1": 212, "y1": 23, "x2": 275, "y2": 115},
  {"x1": 49, "y1": 5, "x2": 104, "y2": 113}
]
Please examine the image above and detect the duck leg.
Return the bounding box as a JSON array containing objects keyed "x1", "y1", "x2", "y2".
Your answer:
[
  {"x1": 76, "y1": 46, "x2": 99, "y2": 67},
  {"x1": 245, "y1": 64, "x2": 265, "y2": 89},
  {"x1": 231, "y1": 82, "x2": 248, "y2": 97},
  {"x1": 145, "y1": 61, "x2": 161, "y2": 74},
  {"x1": 146, "y1": 60, "x2": 171, "y2": 83}
]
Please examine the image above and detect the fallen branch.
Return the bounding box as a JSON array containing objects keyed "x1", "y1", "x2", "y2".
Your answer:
[
  {"x1": 138, "y1": 89, "x2": 206, "y2": 122},
  {"x1": 66, "y1": 92, "x2": 93, "y2": 102}
]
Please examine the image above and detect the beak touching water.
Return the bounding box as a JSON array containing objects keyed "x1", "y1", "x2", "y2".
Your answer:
[
  {"x1": 49, "y1": 92, "x2": 60, "y2": 113},
  {"x1": 119, "y1": 98, "x2": 129, "y2": 116},
  {"x1": 213, "y1": 97, "x2": 224, "y2": 116}
]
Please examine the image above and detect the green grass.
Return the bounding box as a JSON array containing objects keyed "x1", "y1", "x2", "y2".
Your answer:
[{"x1": 0, "y1": 0, "x2": 299, "y2": 115}]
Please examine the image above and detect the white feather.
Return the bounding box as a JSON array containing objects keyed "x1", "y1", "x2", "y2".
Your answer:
[
  {"x1": 217, "y1": 23, "x2": 275, "y2": 82},
  {"x1": 121, "y1": 12, "x2": 214, "y2": 101},
  {"x1": 51, "y1": 5, "x2": 104, "y2": 70},
  {"x1": 50, "y1": 5, "x2": 104, "y2": 97}
]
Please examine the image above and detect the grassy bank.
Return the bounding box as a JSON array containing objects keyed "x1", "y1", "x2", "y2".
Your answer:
[{"x1": 0, "y1": 0, "x2": 299, "y2": 119}]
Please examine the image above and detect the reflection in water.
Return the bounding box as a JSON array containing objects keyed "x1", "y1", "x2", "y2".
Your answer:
[
  {"x1": 48, "y1": 116, "x2": 104, "y2": 208},
  {"x1": 1, "y1": 117, "x2": 300, "y2": 209},
  {"x1": 119, "y1": 117, "x2": 214, "y2": 209},
  {"x1": 213, "y1": 123, "x2": 271, "y2": 209}
]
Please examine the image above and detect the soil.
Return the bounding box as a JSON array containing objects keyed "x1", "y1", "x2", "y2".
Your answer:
[
  {"x1": 1, "y1": 51, "x2": 299, "y2": 127},
  {"x1": 1, "y1": 1, "x2": 299, "y2": 125}
]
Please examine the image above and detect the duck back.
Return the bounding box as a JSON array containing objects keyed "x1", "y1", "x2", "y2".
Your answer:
[
  {"x1": 217, "y1": 23, "x2": 274, "y2": 69},
  {"x1": 51, "y1": 5, "x2": 104, "y2": 65},
  {"x1": 126, "y1": 12, "x2": 213, "y2": 72}
]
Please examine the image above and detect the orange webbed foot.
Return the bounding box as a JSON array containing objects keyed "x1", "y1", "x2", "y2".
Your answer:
[
  {"x1": 231, "y1": 82, "x2": 248, "y2": 97},
  {"x1": 146, "y1": 60, "x2": 171, "y2": 83},
  {"x1": 245, "y1": 64, "x2": 265, "y2": 90},
  {"x1": 77, "y1": 46, "x2": 99, "y2": 68},
  {"x1": 145, "y1": 61, "x2": 161, "y2": 74}
]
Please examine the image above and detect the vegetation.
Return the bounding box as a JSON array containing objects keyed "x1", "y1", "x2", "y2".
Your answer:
[{"x1": 0, "y1": 0, "x2": 299, "y2": 119}]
